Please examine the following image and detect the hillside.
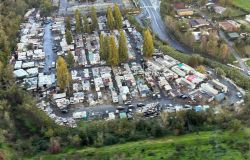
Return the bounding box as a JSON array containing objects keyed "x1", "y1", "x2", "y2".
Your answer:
[
  {"x1": 30, "y1": 129, "x2": 250, "y2": 160},
  {"x1": 234, "y1": 0, "x2": 250, "y2": 12}
]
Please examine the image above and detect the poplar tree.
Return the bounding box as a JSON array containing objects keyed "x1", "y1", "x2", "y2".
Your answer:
[
  {"x1": 220, "y1": 43, "x2": 229, "y2": 61},
  {"x1": 107, "y1": 6, "x2": 114, "y2": 30},
  {"x1": 103, "y1": 35, "x2": 109, "y2": 60},
  {"x1": 56, "y1": 56, "x2": 71, "y2": 91},
  {"x1": 83, "y1": 15, "x2": 91, "y2": 34},
  {"x1": 118, "y1": 31, "x2": 128, "y2": 62},
  {"x1": 99, "y1": 34, "x2": 105, "y2": 60},
  {"x1": 113, "y1": 4, "x2": 123, "y2": 29},
  {"x1": 207, "y1": 31, "x2": 218, "y2": 56},
  {"x1": 108, "y1": 35, "x2": 119, "y2": 66},
  {"x1": 75, "y1": 9, "x2": 82, "y2": 33},
  {"x1": 91, "y1": 6, "x2": 98, "y2": 31},
  {"x1": 66, "y1": 51, "x2": 75, "y2": 68},
  {"x1": 143, "y1": 29, "x2": 154, "y2": 59},
  {"x1": 65, "y1": 17, "x2": 71, "y2": 31},
  {"x1": 65, "y1": 29, "x2": 73, "y2": 45}
]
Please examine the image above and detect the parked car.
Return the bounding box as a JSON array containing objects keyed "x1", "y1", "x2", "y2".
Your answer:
[
  {"x1": 125, "y1": 101, "x2": 132, "y2": 105},
  {"x1": 157, "y1": 94, "x2": 161, "y2": 99},
  {"x1": 237, "y1": 92, "x2": 242, "y2": 98},
  {"x1": 128, "y1": 105, "x2": 135, "y2": 109},
  {"x1": 61, "y1": 109, "x2": 68, "y2": 114},
  {"x1": 137, "y1": 103, "x2": 145, "y2": 107},
  {"x1": 117, "y1": 106, "x2": 125, "y2": 110}
]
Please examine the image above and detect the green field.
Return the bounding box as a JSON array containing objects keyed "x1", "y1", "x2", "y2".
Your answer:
[
  {"x1": 30, "y1": 129, "x2": 250, "y2": 160},
  {"x1": 234, "y1": 0, "x2": 250, "y2": 12}
]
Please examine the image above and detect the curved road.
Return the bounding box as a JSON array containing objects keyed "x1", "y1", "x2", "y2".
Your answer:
[{"x1": 139, "y1": 0, "x2": 192, "y2": 53}]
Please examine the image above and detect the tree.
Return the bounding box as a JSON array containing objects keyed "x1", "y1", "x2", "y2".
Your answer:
[
  {"x1": 48, "y1": 137, "x2": 61, "y2": 154},
  {"x1": 200, "y1": 36, "x2": 207, "y2": 54},
  {"x1": 196, "y1": 65, "x2": 206, "y2": 74},
  {"x1": 65, "y1": 29, "x2": 73, "y2": 45},
  {"x1": 215, "y1": 67, "x2": 226, "y2": 77},
  {"x1": 0, "y1": 29, "x2": 10, "y2": 53},
  {"x1": 99, "y1": 33, "x2": 105, "y2": 60},
  {"x1": 143, "y1": 29, "x2": 154, "y2": 59},
  {"x1": 107, "y1": 6, "x2": 115, "y2": 30},
  {"x1": 40, "y1": 0, "x2": 52, "y2": 17},
  {"x1": 65, "y1": 17, "x2": 71, "y2": 31},
  {"x1": 218, "y1": 0, "x2": 226, "y2": 6},
  {"x1": 66, "y1": 51, "x2": 75, "y2": 68},
  {"x1": 184, "y1": 31, "x2": 195, "y2": 48},
  {"x1": 219, "y1": 43, "x2": 229, "y2": 62},
  {"x1": 83, "y1": 15, "x2": 91, "y2": 34},
  {"x1": 207, "y1": 31, "x2": 218, "y2": 56},
  {"x1": 113, "y1": 4, "x2": 123, "y2": 29},
  {"x1": 0, "y1": 151, "x2": 5, "y2": 160},
  {"x1": 188, "y1": 56, "x2": 199, "y2": 67},
  {"x1": 91, "y1": 6, "x2": 98, "y2": 31},
  {"x1": 75, "y1": 9, "x2": 82, "y2": 33},
  {"x1": 229, "y1": 119, "x2": 241, "y2": 132},
  {"x1": 103, "y1": 36, "x2": 109, "y2": 61},
  {"x1": 108, "y1": 36, "x2": 119, "y2": 66},
  {"x1": 56, "y1": 56, "x2": 71, "y2": 91},
  {"x1": 118, "y1": 31, "x2": 128, "y2": 62}
]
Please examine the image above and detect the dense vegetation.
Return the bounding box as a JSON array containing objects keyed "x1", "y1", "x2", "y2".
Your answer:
[
  {"x1": 0, "y1": 0, "x2": 54, "y2": 159},
  {"x1": 31, "y1": 129, "x2": 250, "y2": 160},
  {"x1": 233, "y1": 0, "x2": 250, "y2": 12}
]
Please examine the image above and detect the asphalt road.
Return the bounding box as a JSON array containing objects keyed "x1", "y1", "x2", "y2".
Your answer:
[
  {"x1": 139, "y1": 0, "x2": 191, "y2": 53},
  {"x1": 43, "y1": 23, "x2": 55, "y2": 73},
  {"x1": 58, "y1": 0, "x2": 68, "y2": 15}
]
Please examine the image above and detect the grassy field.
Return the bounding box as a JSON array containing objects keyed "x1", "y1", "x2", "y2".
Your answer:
[
  {"x1": 234, "y1": 0, "x2": 250, "y2": 12},
  {"x1": 29, "y1": 129, "x2": 250, "y2": 160}
]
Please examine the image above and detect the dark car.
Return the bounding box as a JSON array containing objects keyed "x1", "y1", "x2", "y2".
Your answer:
[
  {"x1": 61, "y1": 109, "x2": 68, "y2": 114},
  {"x1": 137, "y1": 103, "x2": 145, "y2": 107}
]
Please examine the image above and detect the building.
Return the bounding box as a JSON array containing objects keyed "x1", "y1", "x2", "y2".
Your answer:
[
  {"x1": 200, "y1": 83, "x2": 219, "y2": 96},
  {"x1": 219, "y1": 20, "x2": 240, "y2": 32},
  {"x1": 213, "y1": 5, "x2": 226, "y2": 15},
  {"x1": 176, "y1": 77, "x2": 196, "y2": 89},
  {"x1": 174, "y1": 2, "x2": 186, "y2": 10},
  {"x1": 209, "y1": 79, "x2": 228, "y2": 93},
  {"x1": 189, "y1": 19, "x2": 210, "y2": 29},
  {"x1": 176, "y1": 9, "x2": 194, "y2": 16}
]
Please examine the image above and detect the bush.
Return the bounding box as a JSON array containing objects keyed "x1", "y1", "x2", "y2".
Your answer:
[{"x1": 104, "y1": 134, "x2": 118, "y2": 146}]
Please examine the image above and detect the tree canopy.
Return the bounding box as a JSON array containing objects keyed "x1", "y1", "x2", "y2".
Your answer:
[
  {"x1": 56, "y1": 56, "x2": 71, "y2": 91},
  {"x1": 108, "y1": 35, "x2": 119, "y2": 66},
  {"x1": 113, "y1": 4, "x2": 123, "y2": 29},
  {"x1": 65, "y1": 29, "x2": 73, "y2": 45},
  {"x1": 75, "y1": 9, "x2": 82, "y2": 33},
  {"x1": 91, "y1": 7, "x2": 98, "y2": 31},
  {"x1": 66, "y1": 51, "x2": 75, "y2": 68},
  {"x1": 107, "y1": 6, "x2": 115, "y2": 30},
  {"x1": 143, "y1": 29, "x2": 154, "y2": 59},
  {"x1": 118, "y1": 31, "x2": 128, "y2": 62}
]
